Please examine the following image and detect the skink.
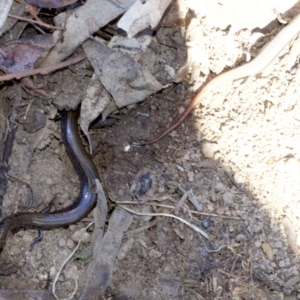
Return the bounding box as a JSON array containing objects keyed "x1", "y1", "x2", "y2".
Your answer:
[
  {"x1": 0, "y1": 108, "x2": 99, "y2": 251},
  {"x1": 143, "y1": 13, "x2": 300, "y2": 144}
]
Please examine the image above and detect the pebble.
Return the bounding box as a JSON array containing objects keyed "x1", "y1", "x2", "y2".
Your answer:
[
  {"x1": 58, "y1": 238, "x2": 66, "y2": 247},
  {"x1": 228, "y1": 225, "x2": 235, "y2": 233},
  {"x1": 46, "y1": 178, "x2": 52, "y2": 185},
  {"x1": 262, "y1": 242, "x2": 274, "y2": 261},
  {"x1": 216, "y1": 206, "x2": 225, "y2": 215},
  {"x1": 202, "y1": 218, "x2": 212, "y2": 229},
  {"x1": 158, "y1": 185, "x2": 165, "y2": 193},
  {"x1": 215, "y1": 182, "x2": 225, "y2": 191},
  {"x1": 223, "y1": 192, "x2": 234, "y2": 204},
  {"x1": 37, "y1": 271, "x2": 49, "y2": 281},
  {"x1": 183, "y1": 153, "x2": 190, "y2": 161},
  {"x1": 233, "y1": 173, "x2": 246, "y2": 184},
  {"x1": 69, "y1": 225, "x2": 77, "y2": 231},
  {"x1": 71, "y1": 230, "x2": 91, "y2": 244},
  {"x1": 274, "y1": 241, "x2": 283, "y2": 248},
  {"x1": 36, "y1": 251, "x2": 42, "y2": 260},
  {"x1": 235, "y1": 234, "x2": 247, "y2": 242},
  {"x1": 66, "y1": 238, "x2": 75, "y2": 249},
  {"x1": 9, "y1": 244, "x2": 22, "y2": 256},
  {"x1": 29, "y1": 255, "x2": 39, "y2": 269},
  {"x1": 187, "y1": 171, "x2": 194, "y2": 182},
  {"x1": 117, "y1": 189, "x2": 124, "y2": 197},
  {"x1": 65, "y1": 265, "x2": 78, "y2": 281},
  {"x1": 141, "y1": 206, "x2": 152, "y2": 222},
  {"x1": 278, "y1": 260, "x2": 285, "y2": 268},
  {"x1": 148, "y1": 249, "x2": 162, "y2": 259},
  {"x1": 22, "y1": 232, "x2": 34, "y2": 245},
  {"x1": 254, "y1": 240, "x2": 262, "y2": 248},
  {"x1": 50, "y1": 266, "x2": 57, "y2": 277},
  {"x1": 22, "y1": 264, "x2": 33, "y2": 278},
  {"x1": 176, "y1": 165, "x2": 184, "y2": 172}
]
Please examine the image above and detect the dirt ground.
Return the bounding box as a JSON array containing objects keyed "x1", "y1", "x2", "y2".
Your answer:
[{"x1": 0, "y1": 0, "x2": 300, "y2": 299}]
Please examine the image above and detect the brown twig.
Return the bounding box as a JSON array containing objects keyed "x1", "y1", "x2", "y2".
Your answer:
[
  {"x1": 8, "y1": 14, "x2": 64, "y2": 31},
  {"x1": 175, "y1": 192, "x2": 188, "y2": 214},
  {"x1": 0, "y1": 53, "x2": 86, "y2": 82},
  {"x1": 125, "y1": 218, "x2": 159, "y2": 236}
]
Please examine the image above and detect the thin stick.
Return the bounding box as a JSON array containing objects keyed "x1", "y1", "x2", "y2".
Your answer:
[
  {"x1": 8, "y1": 14, "x2": 64, "y2": 31},
  {"x1": 0, "y1": 53, "x2": 86, "y2": 82},
  {"x1": 52, "y1": 221, "x2": 95, "y2": 300},
  {"x1": 119, "y1": 205, "x2": 209, "y2": 239},
  {"x1": 116, "y1": 201, "x2": 241, "y2": 220}
]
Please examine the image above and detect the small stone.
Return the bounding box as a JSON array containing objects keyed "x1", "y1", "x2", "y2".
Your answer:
[
  {"x1": 66, "y1": 238, "x2": 75, "y2": 249},
  {"x1": 231, "y1": 210, "x2": 238, "y2": 217},
  {"x1": 293, "y1": 270, "x2": 299, "y2": 276},
  {"x1": 183, "y1": 153, "x2": 190, "y2": 161},
  {"x1": 228, "y1": 225, "x2": 235, "y2": 233},
  {"x1": 187, "y1": 171, "x2": 194, "y2": 182},
  {"x1": 254, "y1": 240, "x2": 262, "y2": 248},
  {"x1": 176, "y1": 165, "x2": 184, "y2": 172},
  {"x1": 117, "y1": 189, "x2": 124, "y2": 197},
  {"x1": 65, "y1": 265, "x2": 78, "y2": 281},
  {"x1": 223, "y1": 192, "x2": 234, "y2": 204},
  {"x1": 69, "y1": 225, "x2": 77, "y2": 231},
  {"x1": 233, "y1": 173, "x2": 245, "y2": 184},
  {"x1": 148, "y1": 249, "x2": 162, "y2": 259},
  {"x1": 202, "y1": 218, "x2": 212, "y2": 229},
  {"x1": 46, "y1": 178, "x2": 52, "y2": 185},
  {"x1": 235, "y1": 234, "x2": 247, "y2": 242},
  {"x1": 22, "y1": 232, "x2": 34, "y2": 245},
  {"x1": 216, "y1": 206, "x2": 225, "y2": 215},
  {"x1": 22, "y1": 264, "x2": 33, "y2": 278},
  {"x1": 9, "y1": 244, "x2": 22, "y2": 256},
  {"x1": 278, "y1": 260, "x2": 285, "y2": 268},
  {"x1": 81, "y1": 232, "x2": 91, "y2": 243},
  {"x1": 37, "y1": 271, "x2": 49, "y2": 281},
  {"x1": 274, "y1": 241, "x2": 283, "y2": 248},
  {"x1": 58, "y1": 238, "x2": 66, "y2": 247},
  {"x1": 262, "y1": 242, "x2": 274, "y2": 261},
  {"x1": 202, "y1": 143, "x2": 215, "y2": 158},
  {"x1": 158, "y1": 185, "x2": 165, "y2": 193},
  {"x1": 71, "y1": 230, "x2": 83, "y2": 243},
  {"x1": 215, "y1": 182, "x2": 225, "y2": 191},
  {"x1": 50, "y1": 266, "x2": 56, "y2": 277},
  {"x1": 36, "y1": 251, "x2": 42, "y2": 260},
  {"x1": 71, "y1": 230, "x2": 91, "y2": 244}
]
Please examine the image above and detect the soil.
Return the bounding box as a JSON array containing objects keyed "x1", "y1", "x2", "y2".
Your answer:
[{"x1": 0, "y1": 1, "x2": 300, "y2": 299}]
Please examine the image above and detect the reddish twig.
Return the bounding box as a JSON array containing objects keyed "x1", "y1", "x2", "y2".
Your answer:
[{"x1": 0, "y1": 53, "x2": 86, "y2": 82}]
